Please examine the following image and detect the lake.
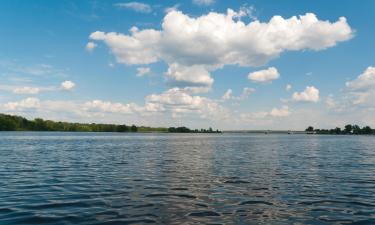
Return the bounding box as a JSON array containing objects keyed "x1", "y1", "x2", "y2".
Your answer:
[{"x1": 0, "y1": 132, "x2": 374, "y2": 224}]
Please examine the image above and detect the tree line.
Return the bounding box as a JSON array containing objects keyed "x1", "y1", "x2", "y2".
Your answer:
[
  {"x1": 168, "y1": 126, "x2": 221, "y2": 133},
  {"x1": 0, "y1": 113, "x2": 221, "y2": 133},
  {"x1": 305, "y1": 124, "x2": 374, "y2": 135}
]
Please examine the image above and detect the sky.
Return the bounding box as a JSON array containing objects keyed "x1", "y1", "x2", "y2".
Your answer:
[{"x1": 1, "y1": 0, "x2": 375, "y2": 130}]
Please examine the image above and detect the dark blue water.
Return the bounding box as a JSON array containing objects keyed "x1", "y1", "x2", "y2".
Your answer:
[{"x1": 0, "y1": 132, "x2": 374, "y2": 224}]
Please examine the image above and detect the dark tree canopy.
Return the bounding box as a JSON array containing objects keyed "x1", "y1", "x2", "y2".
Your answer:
[{"x1": 306, "y1": 124, "x2": 374, "y2": 135}]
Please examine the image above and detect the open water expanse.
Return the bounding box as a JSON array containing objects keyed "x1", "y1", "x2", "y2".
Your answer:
[{"x1": 0, "y1": 132, "x2": 374, "y2": 224}]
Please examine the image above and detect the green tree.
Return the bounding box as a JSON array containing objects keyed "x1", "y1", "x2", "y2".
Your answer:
[
  {"x1": 305, "y1": 126, "x2": 314, "y2": 132},
  {"x1": 130, "y1": 125, "x2": 138, "y2": 132},
  {"x1": 352, "y1": 125, "x2": 361, "y2": 135},
  {"x1": 361, "y1": 126, "x2": 372, "y2": 134},
  {"x1": 344, "y1": 124, "x2": 353, "y2": 134}
]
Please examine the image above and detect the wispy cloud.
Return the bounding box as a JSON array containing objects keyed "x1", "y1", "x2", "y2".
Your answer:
[
  {"x1": 192, "y1": 0, "x2": 214, "y2": 6},
  {"x1": 115, "y1": 2, "x2": 152, "y2": 13}
]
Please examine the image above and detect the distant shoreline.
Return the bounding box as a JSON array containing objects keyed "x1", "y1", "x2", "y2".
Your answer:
[{"x1": 0, "y1": 113, "x2": 221, "y2": 133}]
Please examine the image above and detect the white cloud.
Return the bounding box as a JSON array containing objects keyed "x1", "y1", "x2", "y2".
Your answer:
[
  {"x1": 286, "y1": 84, "x2": 292, "y2": 91},
  {"x1": 292, "y1": 86, "x2": 320, "y2": 102},
  {"x1": 222, "y1": 87, "x2": 255, "y2": 101},
  {"x1": 86, "y1": 42, "x2": 97, "y2": 52},
  {"x1": 192, "y1": 0, "x2": 214, "y2": 6},
  {"x1": 165, "y1": 63, "x2": 213, "y2": 88},
  {"x1": 248, "y1": 67, "x2": 280, "y2": 83},
  {"x1": 269, "y1": 105, "x2": 290, "y2": 117},
  {"x1": 114, "y1": 2, "x2": 152, "y2": 13},
  {"x1": 84, "y1": 100, "x2": 141, "y2": 114},
  {"x1": 240, "y1": 105, "x2": 290, "y2": 121},
  {"x1": 13, "y1": 87, "x2": 40, "y2": 94},
  {"x1": 346, "y1": 66, "x2": 375, "y2": 91},
  {"x1": 222, "y1": 89, "x2": 233, "y2": 100},
  {"x1": 145, "y1": 88, "x2": 228, "y2": 119},
  {"x1": 61, "y1": 81, "x2": 75, "y2": 90},
  {"x1": 3, "y1": 97, "x2": 41, "y2": 111},
  {"x1": 136, "y1": 67, "x2": 151, "y2": 77},
  {"x1": 90, "y1": 10, "x2": 353, "y2": 89},
  {"x1": 326, "y1": 95, "x2": 338, "y2": 109}
]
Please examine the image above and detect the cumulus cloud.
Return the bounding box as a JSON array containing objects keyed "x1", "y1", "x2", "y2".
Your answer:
[
  {"x1": 86, "y1": 42, "x2": 97, "y2": 52},
  {"x1": 248, "y1": 67, "x2": 280, "y2": 83},
  {"x1": 145, "y1": 88, "x2": 228, "y2": 119},
  {"x1": 292, "y1": 86, "x2": 320, "y2": 102},
  {"x1": 269, "y1": 105, "x2": 290, "y2": 117},
  {"x1": 165, "y1": 63, "x2": 213, "y2": 88},
  {"x1": 136, "y1": 67, "x2": 151, "y2": 77},
  {"x1": 3, "y1": 97, "x2": 41, "y2": 111},
  {"x1": 286, "y1": 84, "x2": 292, "y2": 91},
  {"x1": 222, "y1": 87, "x2": 255, "y2": 101},
  {"x1": 13, "y1": 87, "x2": 40, "y2": 94},
  {"x1": 192, "y1": 0, "x2": 214, "y2": 6},
  {"x1": 61, "y1": 81, "x2": 75, "y2": 90},
  {"x1": 84, "y1": 100, "x2": 142, "y2": 114},
  {"x1": 344, "y1": 67, "x2": 375, "y2": 105},
  {"x1": 114, "y1": 2, "x2": 152, "y2": 13},
  {"x1": 89, "y1": 9, "x2": 353, "y2": 89},
  {"x1": 346, "y1": 66, "x2": 375, "y2": 91}
]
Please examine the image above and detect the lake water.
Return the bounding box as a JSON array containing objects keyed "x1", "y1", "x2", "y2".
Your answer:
[{"x1": 0, "y1": 132, "x2": 374, "y2": 224}]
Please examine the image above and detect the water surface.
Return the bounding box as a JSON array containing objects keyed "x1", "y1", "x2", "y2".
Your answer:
[{"x1": 0, "y1": 132, "x2": 374, "y2": 224}]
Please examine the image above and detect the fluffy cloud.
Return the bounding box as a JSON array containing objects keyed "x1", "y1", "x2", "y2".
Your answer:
[
  {"x1": 86, "y1": 42, "x2": 97, "y2": 52},
  {"x1": 248, "y1": 67, "x2": 280, "y2": 83},
  {"x1": 344, "y1": 67, "x2": 375, "y2": 105},
  {"x1": 61, "y1": 81, "x2": 75, "y2": 90},
  {"x1": 13, "y1": 87, "x2": 40, "y2": 94},
  {"x1": 114, "y1": 2, "x2": 152, "y2": 13},
  {"x1": 346, "y1": 67, "x2": 375, "y2": 91},
  {"x1": 136, "y1": 67, "x2": 151, "y2": 77},
  {"x1": 3, "y1": 97, "x2": 41, "y2": 111},
  {"x1": 269, "y1": 105, "x2": 290, "y2": 117},
  {"x1": 165, "y1": 63, "x2": 213, "y2": 88},
  {"x1": 90, "y1": 9, "x2": 353, "y2": 89},
  {"x1": 145, "y1": 88, "x2": 228, "y2": 119},
  {"x1": 292, "y1": 86, "x2": 320, "y2": 102},
  {"x1": 192, "y1": 0, "x2": 214, "y2": 6},
  {"x1": 89, "y1": 29, "x2": 161, "y2": 65}
]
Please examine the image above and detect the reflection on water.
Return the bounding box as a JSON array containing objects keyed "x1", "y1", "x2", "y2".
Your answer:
[{"x1": 0, "y1": 132, "x2": 374, "y2": 224}]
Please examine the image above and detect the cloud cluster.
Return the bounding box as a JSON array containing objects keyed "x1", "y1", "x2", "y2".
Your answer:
[
  {"x1": 240, "y1": 105, "x2": 290, "y2": 122},
  {"x1": 89, "y1": 9, "x2": 353, "y2": 89},
  {"x1": 248, "y1": 67, "x2": 280, "y2": 83},
  {"x1": 222, "y1": 87, "x2": 255, "y2": 101},
  {"x1": 3, "y1": 97, "x2": 41, "y2": 111},
  {"x1": 3, "y1": 88, "x2": 228, "y2": 122},
  {"x1": 292, "y1": 86, "x2": 320, "y2": 102}
]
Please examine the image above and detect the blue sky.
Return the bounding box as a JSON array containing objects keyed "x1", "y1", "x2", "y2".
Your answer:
[{"x1": 1, "y1": 0, "x2": 375, "y2": 130}]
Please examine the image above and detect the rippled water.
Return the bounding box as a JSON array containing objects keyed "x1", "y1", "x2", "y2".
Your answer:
[{"x1": 0, "y1": 132, "x2": 374, "y2": 224}]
